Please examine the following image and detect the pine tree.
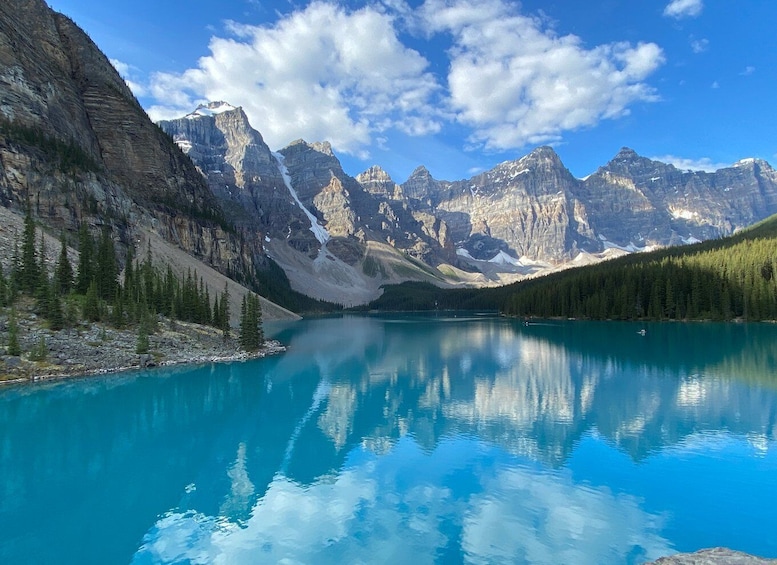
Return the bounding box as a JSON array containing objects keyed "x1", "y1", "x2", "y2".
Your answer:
[
  {"x1": 220, "y1": 282, "x2": 230, "y2": 338},
  {"x1": 83, "y1": 279, "x2": 100, "y2": 322},
  {"x1": 20, "y1": 204, "x2": 39, "y2": 294},
  {"x1": 124, "y1": 247, "x2": 136, "y2": 301},
  {"x1": 239, "y1": 293, "x2": 263, "y2": 351},
  {"x1": 7, "y1": 307, "x2": 21, "y2": 356},
  {"x1": 55, "y1": 232, "x2": 73, "y2": 294},
  {"x1": 96, "y1": 229, "x2": 117, "y2": 301},
  {"x1": 141, "y1": 243, "x2": 154, "y2": 305},
  {"x1": 136, "y1": 322, "x2": 149, "y2": 355},
  {"x1": 111, "y1": 288, "x2": 125, "y2": 328},
  {"x1": 35, "y1": 269, "x2": 51, "y2": 318},
  {"x1": 48, "y1": 280, "x2": 64, "y2": 331},
  {"x1": 75, "y1": 223, "x2": 94, "y2": 294}
]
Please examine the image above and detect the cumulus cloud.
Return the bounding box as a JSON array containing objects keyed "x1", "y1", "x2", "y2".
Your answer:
[
  {"x1": 419, "y1": 0, "x2": 664, "y2": 151},
  {"x1": 146, "y1": 2, "x2": 441, "y2": 155},
  {"x1": 663, "y1": 0, "x2": 703, "y2": 19},
  {"x1": 652, "y1": 155, "x2": 730, "y2": 172},
  {"x1": 110, "y1": 58, "x2": 147, "y2": 97},
  {"x1": 143, "y1": 0, "x2": 665, "y2": 156},
  {"x1": 690, "y1": 38, "x2": 709, "y2": 53},
  {"x1": 132, "y1": 437, "x2": 671, "y2": 564}
]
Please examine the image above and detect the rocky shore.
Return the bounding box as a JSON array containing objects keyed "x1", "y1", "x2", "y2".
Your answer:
[
  {"x1": 0, "y1": 307, "x2": 285, "y2": 384},
  {"x1": 649, "y1": 548, "x2": 777, "y2": 564}
]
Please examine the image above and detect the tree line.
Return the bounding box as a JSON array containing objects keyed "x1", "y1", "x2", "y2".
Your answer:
[
  {"x1": 0, "y1": 118, "x2": 100, "y2": 175},
  {"x1": 503, "y1": 217, "x2": 777, "y2": 321},
  {"x1": 364, "y1": 214, "x2": 777, "y2": 322},
  {"x1": 1, "y1": 207, "x2": 265, "y2": 356}
]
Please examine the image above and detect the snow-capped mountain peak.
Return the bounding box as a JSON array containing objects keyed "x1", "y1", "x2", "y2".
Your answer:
[{"x1": 185, "y1": 101, "x2": 237, "y2": 119}]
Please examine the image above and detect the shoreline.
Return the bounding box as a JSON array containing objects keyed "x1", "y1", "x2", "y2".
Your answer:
[
  {"x1": 1, "y1": 308, "x2": 287, "y2": 386},
  {"x1": 1, "y1": 340, "x2": 286, "y2": 387}
]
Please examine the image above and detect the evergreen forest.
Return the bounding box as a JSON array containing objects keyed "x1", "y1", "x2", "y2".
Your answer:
[
  {"x1": 366, "y1": 214, "x2": 777, "y2": 322},
  {"x1": 0, "y1": 207, "x2": 264, "y2": 355}
]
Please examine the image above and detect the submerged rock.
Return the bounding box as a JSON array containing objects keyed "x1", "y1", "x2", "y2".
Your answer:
[{"x1": 649, "y1": 548, "x2": 777, "y2": 564}]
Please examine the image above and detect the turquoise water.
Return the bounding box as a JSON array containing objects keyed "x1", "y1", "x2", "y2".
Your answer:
[{"x1": 1, "y1": 315, "x2": 777, "y2": 564}]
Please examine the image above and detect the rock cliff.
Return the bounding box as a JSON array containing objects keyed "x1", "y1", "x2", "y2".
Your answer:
[
  {"x1": 422, "y1": 147, "x2": 596, "y2": 262},
  {"x1": 157, "y1": 104, "x2": 321, "y2": 256},
  {"x1": 162, "y1": 96, "x2": 777, "y2": 302},
  {"x1": 400, "y1": 147, "x2": 777, "y2": 264},
  {"x1": 578, "y1": 148, "x2": 777, "y2": 249},
  {"x1": 0, "y1": 0, "x2": 266, "y2": 293}
]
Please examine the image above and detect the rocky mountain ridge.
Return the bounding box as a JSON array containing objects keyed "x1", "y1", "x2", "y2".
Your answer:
[
  {"x1": 160, "y1": 107, "x2": 460, "y2": 305},
  {"x1": 159, "y1": 101, "x2": 777, "y2": 304},
  {"x1": 0, "y1": 0, "x2": 301, "y2": 320}
]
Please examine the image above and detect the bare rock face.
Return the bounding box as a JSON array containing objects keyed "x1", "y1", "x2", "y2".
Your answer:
[
  {"x1": 578, "y1": 148, "x2": 777, "y2": 248},
  {"x1": 357, "y1": 165, "x2": 404, "y2": 200},
  {"x1": 278, "y1": 140, "x2": 453, "y2": 264},
  {"x1": 400, "y1": 147, "x2": 777, "y2": 265},
  {"x1": 430, "y1": 147, "x2": 596, "y2": 261},
  {"x1": 402, "y1": 165, "x2": 439, "y2": 202},
  {"x1": 158, "y1": 104, "x2": 320, "y2": 254},
  {"x1": 0, "y1": 0, "x2": 264, "y2": 281}
]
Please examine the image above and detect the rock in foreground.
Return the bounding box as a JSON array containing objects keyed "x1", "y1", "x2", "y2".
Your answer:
[
  {"x1": 650, "y1": 548, "x2": 777, "y2": 564},
  {"x1": 0, "y1": 309, "x2": 284, "y2": 384}
]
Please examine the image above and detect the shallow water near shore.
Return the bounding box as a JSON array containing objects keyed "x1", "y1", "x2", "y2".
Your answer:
[{"x1": 1, "y1": 314, "x2": 776, "y2": 564}]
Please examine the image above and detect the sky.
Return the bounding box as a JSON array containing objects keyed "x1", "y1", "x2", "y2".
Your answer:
[{"x1": 46, "y1": 0, "x2": 776, "y2": 183}]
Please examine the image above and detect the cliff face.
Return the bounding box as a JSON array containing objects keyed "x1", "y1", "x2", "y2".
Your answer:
[
  {"x1": 277, "y1": 139, "x2": 453, "y2": 264},
  {"x1": 158, "y1": 104, "x2": 320, "y2": 255},
  {"x1": 162, "y1": 97, "x2": 777, "y2": 300},
  {"x1": 420, "y1": 147, "x2": 595, "y2": 262},
  {"x1": 401, "y1": 147, "x2": 777, "y2": 263},
  {"x1": 578, "y1": 148, "x2": 777, "y2": 248},
  {"x1": 0, "y1": 0, "x2": 264, "y2": 280}
]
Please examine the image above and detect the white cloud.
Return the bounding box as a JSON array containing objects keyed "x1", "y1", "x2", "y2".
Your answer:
[
  {"x1": 663, "y1": 0, "x2": 703, "y2": 19},
  {"x1": 652, "y1": 155, "x2": 730, "y2": 172},
  {"x1": 110, "y1": 58, "x2": 147, "y2": 97},
  {"x1": 740, "y1": 66, "x2": 755, "y2": 76},
  {"x1": 711, "y1": 80, "x2": 720, "y2": 89},
  {"x1": 143, "y1": 0, "x2": 665, "y2": 156},
  {"x1": 146, "y1": 2, "x2": 442, "y2": 155},
  {"x1": 690, "y1": 38, "x2": 709, "y2": 53},
  {"x1": 132, "y1": 437, "x2": 671, "y2": 564},
  {"x1": 419, "y1": 0, "x2": 664, "y2": 151}
]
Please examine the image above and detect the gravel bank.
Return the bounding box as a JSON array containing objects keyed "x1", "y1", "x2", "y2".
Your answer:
[{"x1": 0, "y1": 308, "x2": 285, "y2": 384}]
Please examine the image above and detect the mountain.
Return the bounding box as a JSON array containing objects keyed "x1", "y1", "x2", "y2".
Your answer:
[
  {"x1": 501, "y1": 213, "x2": 777, "y2": 321},
  {"x1": 404, "y1": 146, "x2": 777, "y2": 263},
  {"x1": 417, "y1": 146, "x2": 596, "y2": 262},
  {"x1": 159, "y1": 111, "x2": 462, "y2": 305},
  {"x1": 0, "y1": 0, "x2": 297, "y2": 320},
  {"x1": 578, "y1": 148, "x2": 777, "y2": 249},
  {"x1": 160, "y1": 100, "x2": 777, "y2": 304}
]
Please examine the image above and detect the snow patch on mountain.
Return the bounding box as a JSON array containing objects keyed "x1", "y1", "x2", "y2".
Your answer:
[
  {"x1": 670, "y1": 207, "x2": 698, "y2": 220},
  {"x1": 598, "y1": 234, "x2": 657, "y2": 253},
  {"x1": 185, "y1": 101, "x2": 237, "y2": 119},
  {"x1": 272, "y1": 152, "x2": 330, "y2": 245},
  {"x1": 488, "y1": 250, "x2": 521, "y2": 266}
]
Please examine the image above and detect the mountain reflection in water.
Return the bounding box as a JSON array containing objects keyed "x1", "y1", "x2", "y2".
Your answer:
[{"x1": 1, "y1": 315, "x2": 775, "y2": 564}]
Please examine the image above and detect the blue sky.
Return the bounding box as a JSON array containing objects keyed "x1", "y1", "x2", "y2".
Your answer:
[{"x1": 47, "y1": 0, "x2": 776, "y2": 183}]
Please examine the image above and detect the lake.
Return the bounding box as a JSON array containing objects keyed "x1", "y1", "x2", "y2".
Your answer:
[{"x1": 1, "y1": 314, "x2": 776, "y2": 564}]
